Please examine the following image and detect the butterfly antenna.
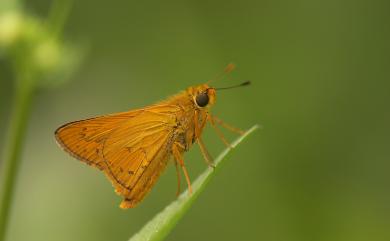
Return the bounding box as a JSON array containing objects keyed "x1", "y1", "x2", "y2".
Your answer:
[
  {"x1": 215, "y1": 81, "x2": 251, "y2": 90},
  {"x1": 207, "y1": 63, "x2": 236, "y2": 85}
]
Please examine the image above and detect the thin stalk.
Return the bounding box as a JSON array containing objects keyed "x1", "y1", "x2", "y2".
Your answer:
[
  {"x1": 0, "y1": 78, "x2": 35, "y2": 241},
  {"x1": 47, "y1": 0, "x2": 73, "y2": 40},
  {"x1": 129, "y1": 125, "x2": 259, "y2": 241}
]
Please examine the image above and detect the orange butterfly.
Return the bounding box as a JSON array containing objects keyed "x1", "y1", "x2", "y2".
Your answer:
[{"x1": 55, "y1": 64, "x2": 249, "y2": 209}]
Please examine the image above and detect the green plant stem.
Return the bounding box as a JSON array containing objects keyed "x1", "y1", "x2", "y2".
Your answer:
[
  {"x1": 47, "y1": 0, "x2": 73, "y2": 40},
  {"x1": 129, "y1": 125, "x2": 259, "y2": 241},
  {"x1": 0, "y1": 79, "x2": 35, "y2": 241}
]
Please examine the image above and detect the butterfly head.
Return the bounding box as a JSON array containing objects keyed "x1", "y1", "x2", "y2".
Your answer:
[
  {"x1": 189, "y1": 84, "x2": 216, "y2": 109},
  {"x1": 189, "y1": 80, "x2": 251, "y2": 109}
]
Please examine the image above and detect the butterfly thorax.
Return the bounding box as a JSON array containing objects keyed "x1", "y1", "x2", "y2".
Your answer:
[{"x1": 158, "y1": 84, "x2": 216, "y2": 153}]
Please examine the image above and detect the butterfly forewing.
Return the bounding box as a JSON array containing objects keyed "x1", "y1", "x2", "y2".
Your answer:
[{"x1": 55, "y1": 111, "x2": 138, "y2": 169}]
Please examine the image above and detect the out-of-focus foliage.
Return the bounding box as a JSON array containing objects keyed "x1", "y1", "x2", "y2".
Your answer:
[
  {"x1": 0, "y1": 5, "x2": 82, "y2": 90},
  {"x1": 0, "y1": 2, "x2": 82, "y2": 241}
]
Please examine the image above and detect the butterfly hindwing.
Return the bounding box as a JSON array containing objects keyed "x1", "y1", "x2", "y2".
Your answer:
[{"x1": 102, "y1": 106, "x2": 179, "y2": 207}]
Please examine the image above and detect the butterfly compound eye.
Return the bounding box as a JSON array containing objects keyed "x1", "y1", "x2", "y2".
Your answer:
[{"x1": 195, "y1": 92, "x2": 209, "y2": 107}]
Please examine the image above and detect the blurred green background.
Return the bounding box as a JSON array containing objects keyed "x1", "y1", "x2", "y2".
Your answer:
[{"x1": 1, "y1": 0, "x2": 390, "y2": 241}]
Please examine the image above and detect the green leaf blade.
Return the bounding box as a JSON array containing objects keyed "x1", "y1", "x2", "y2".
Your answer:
[{"x1": 129, "y1": 125, "x2": 259, "y2": 241}]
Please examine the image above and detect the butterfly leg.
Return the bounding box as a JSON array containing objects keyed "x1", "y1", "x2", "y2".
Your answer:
[
  {"x1": 172, "y1": 143, "x2": 193, "y2": 194},
  {"x1": 210, "y1": 114, "x2": 245, "y2": 135},
  {"x1": 193, "y1": 111, "x2": 215, "y2": 168},
  {"x1": 197, "y1": 137, "x2": 215, "y2": 168},
  {"x1": 207, "y1": 115, "x2": 232, "y2": 148},
  {"x1": 174, "y1": 159, "x2": 181, "y2": 196}
]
